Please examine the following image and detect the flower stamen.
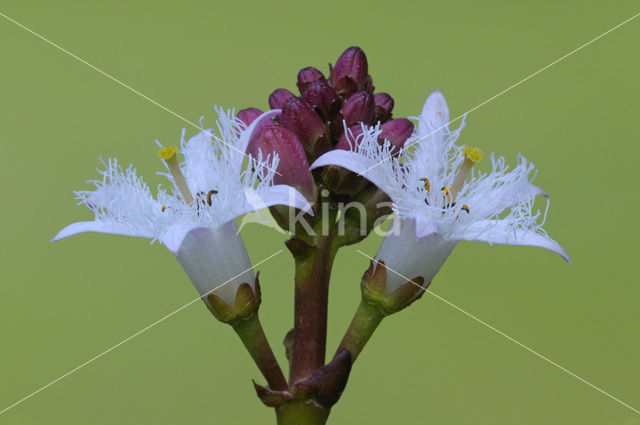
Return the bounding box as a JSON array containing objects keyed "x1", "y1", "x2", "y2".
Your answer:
[
  {"x1": 419, "y1": 177, "x2": 430, "y2": 193},
  {"x1": 206, "y1": 189, "x2": 219, "y2": 206},
  {"x1": 450, "y1": 146, "x2": 483, "y2": 199},
  {"x1": 158, "y1": 146, "x2": 194, "y2": 205}
]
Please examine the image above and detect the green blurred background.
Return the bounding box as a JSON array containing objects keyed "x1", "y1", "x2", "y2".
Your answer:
[{"x1": 1, "y1": 1, "x2": 638, "y2": 424}]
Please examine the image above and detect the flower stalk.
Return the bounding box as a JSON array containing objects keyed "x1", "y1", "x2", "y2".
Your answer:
[
  {"x1": 336, "y1": 300, "x2": 384, "y2": 362},
  {"x1": 276, "y1": 401, "x2": 330, "y2": 425},
  {"x1": 231, "y1": 313, "x2": 288, "y2": 391},
  {"x1": 288, "y1": 228, "x2": 339, "y2": 384}
]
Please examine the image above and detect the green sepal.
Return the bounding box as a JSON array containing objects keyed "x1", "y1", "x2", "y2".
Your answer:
[
  {"x1": 361, "y1": 260, "x2": 428, "y2": 315},
  {"x1": 204, "y1": 274, "x2": 262, "y2": 323}
]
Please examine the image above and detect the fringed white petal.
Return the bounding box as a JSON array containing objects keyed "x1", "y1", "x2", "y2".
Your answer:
[
  {"x1": 51, "y1": 220, "x2": 154, "y2": 242},
  {"x1": 456, "y1": 219, "x2": 571, "y2": 262},
  {"x1": 247, "y1": 185, "x2": 314, "y2": 216},
  {"x1": 310, "y1": 149, "x2": 396, "y2": 196},
  {"x1": 417, "y1": 90, "x2": 450, "y2": 140}
]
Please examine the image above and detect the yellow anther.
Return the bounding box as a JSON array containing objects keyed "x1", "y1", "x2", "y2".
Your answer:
[
  {"x1": 161, "y1": 205, "x2": 167, "y2": 212},
  {"x1": 420, "y1": 177, "x2": 430, "y2": 192},
  {"x1": 158, "y1": 145, "x2": 179, "y2": 160},
  {"x1": 461, "y1": 204, "x2": 470, "y2": 214},
  {"x1": 462, "y1": 146, "x2": 483, "y2": 163},
  {"x1": 206, "y1": 189, "x2": 218, "y2": 206}
]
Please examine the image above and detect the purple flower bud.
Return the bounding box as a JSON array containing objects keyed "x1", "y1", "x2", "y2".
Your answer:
[
  {"x1": 248, "y1": 125, "x2": 316, "y2": 200},
  {"x1": 335, "y1": 125, "x2": 364, "y2": 150},
  {"x1": 237, "y1": 108, "x2": 263, "y2": 127},
  {"x1": 341, "y1": 91, "x2": 375, "y2": 126},
  {"x1": 302, "y1": 80, "x2": 338, "y2": 120},
  {"x1": 373, "y1": 93, "x2": 394, "y2": 123},
  {"x1": 281, "y1": 97, "x2": 327, "y2": 154},
  {"x1": 330, "y1": 46, "x2": 369, "y2": 97},
  {"x1": 363, "y1": 75, "x2": 374, "y2": 93},
  {"x1": 379, "y1": 118, "x2": 414, "y2": 151},
  {"x1": 269, "y1": 88, "x2": 296, "y2": 109},
  {"x1": 297, "y1": 67, "x2": 326, "y2": 94}
]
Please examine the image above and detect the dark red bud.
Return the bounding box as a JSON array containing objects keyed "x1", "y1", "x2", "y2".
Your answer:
[
  {"x1": 363, "y1": 75, "x2": 374, "y2": 93},
  {"x1": 302, "y1": 80, "x2": 338, "y2": 120},
  {"x1": 281, "y1": 97, "x2": 326, "y2": 153},
  {"x1": 268, "y1": 88, "x2": 296, "y2": 109},
  {"x1": 248, "y1": 125, "x2": 316, "y2": 200},
  {"x1": 373, "y1": 93, "x2": 394, "y2": 123},
  {"x1": 297, "y1": 67, "x2": 326, "y2": 94},
  {"x1": 379, "y1": 118, "x2": 414, "y2": 151},
  {"x1": 335, "y1": 125, "x2": 364, "y2": 150},
  {"x1": 341, "y1": 91, "x2": 375, "y2": 126},
  {"x1": 330, "y1": 46, "x2": 369, "y2": 97},
  {"x1": 237, "y1": 108, "x2": 263, "y2": 127}
]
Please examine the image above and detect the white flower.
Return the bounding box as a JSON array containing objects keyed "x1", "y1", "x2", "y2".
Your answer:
[
  {"x1": 53, "y1": 108, "x2": 311, "y2": 305},
  {"x1": 311, "y1": 91, "x2": 569, "y2": 291}
]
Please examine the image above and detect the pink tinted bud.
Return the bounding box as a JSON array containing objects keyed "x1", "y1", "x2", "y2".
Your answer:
[
  {"x1": 269, "y1": 88, "x2": 296, "y2": 109},
  {"x1": 341, "y1": 91, "x2": 375, "y2": 126},
  {"x1": 281, "y1": 97, "x2": 326, "y2": 153},
  {"x1": 248, "y1": 125, "x2": 316, "y2": 200},
  {"x1": 237, "y1": 108, "x2": 263, "y2": 127},
  {"x1": 302, "y1": 80, "x2": 338, "y2": 120},
  {"x1": 379, "y1": 118, "x2": 414, "y2": 151},
  {"x1": 297, "y1": 67, "x2": 326, "y2": 94},
  {"x1": 373, "y1": 93, "x2": 394, "y2": 123},
  {"x1": 335, "y1": 125, "x2": 364, "y2": 150},
  {"x1": 330, "y1": 46, "x2": 368, "y2": 97}
]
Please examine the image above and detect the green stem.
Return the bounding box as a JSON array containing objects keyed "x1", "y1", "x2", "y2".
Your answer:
[
  {"x1": 232, "y1": 313, "x2": 288, "y2": 391},
  {"x1": 337, "y1": 300, "x2": 385, "y2": 362},
  {"x1": 276, "y1": 401, "x2": 330, "y2": 425},
  {"x1": 289, "y1": 235, "x2": 337, "y2": 384}
]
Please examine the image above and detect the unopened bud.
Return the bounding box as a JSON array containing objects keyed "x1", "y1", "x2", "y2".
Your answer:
[
  {"x1": 237, "y1": 108, "x2": 263, "y2": 127},
  {"x1": 341, "y1": 91, "x2": 375, "y2": 126},
  {"x1": 330, "y1": 46, "x2": 368, "y2": 97},
  {"x1": 281, "y1": 97, "x2": 328, "y2": 155},
  {"x1": 248, "y1": 125, "x2": 316, "y2": 200},
  {"x1": 297, "y1": 67, "x2": 326, "y2": 94},
  {"x1": 379, "y1": 118, "x2": 414, "y2": 151},
  {"x1": 269, "y1": 88, "x2": 295, "y2": 109},
  {"x1": 303, "y1": 80, "x2": 338, "y2": 120},
  {"x1": 363, "y1": 75, "x2": 374, "y2": 93},
  {"x1": 373, "y1": 93, "x2": 394, "y2": 123}
]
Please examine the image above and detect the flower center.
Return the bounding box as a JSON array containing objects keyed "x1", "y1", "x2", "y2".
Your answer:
[
  {"x1": 420, "y1": 146, "x2": 482, "y2": 216},
  {"x1": 158, "y1": 146, "x2": 194, "y2": 205}
]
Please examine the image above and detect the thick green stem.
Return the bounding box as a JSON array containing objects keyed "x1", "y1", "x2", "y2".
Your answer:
[
  {"x1": 337, "y1": 300, "x2": 385, "y2": 362},
  {"x1": 232, "y1": 313, "x2": 288, "y2": 391},
  {"x1": 276, "y1": 401, "x2": 330, "y2": 425},
  {"x1": 289, "y1": 235, "x2": 337, "y2": 384}
]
